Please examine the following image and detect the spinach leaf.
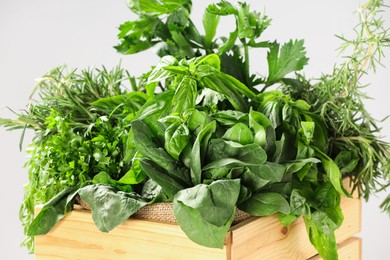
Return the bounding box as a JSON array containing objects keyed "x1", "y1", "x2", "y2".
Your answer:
[
  {"x1": 164, "y1": 122, "x2": 190, "y2": 160},
  {"x1": 27, "y1": 187, "x2": 77, "y2": 236},
  {"x1": 78, "y1": 184, "x2": 148, "y2": 232},
  {"x1": 238, "y1": 192, "x2": 290, "y2": 216},
  {"x1": 132, "y1": 119, "x2": 191, "y2": 186},
  {"x1": 138, "y1": 159, "x2": 184, "y2": 199},
  {"x1": 173, "y1": 179, "x2": 240, "y2": 248},
  {"x1": 222, "y1": 122, "x2": 253, "y2": 145}
]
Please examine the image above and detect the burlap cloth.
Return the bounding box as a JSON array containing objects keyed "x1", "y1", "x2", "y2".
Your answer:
[{"x1": 76, "y1": 197, "x2": 252, "y2": 225}]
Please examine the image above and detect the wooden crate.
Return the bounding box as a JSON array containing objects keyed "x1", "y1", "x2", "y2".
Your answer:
[{"x1": 34, "y1": 191, "x2": 361, "y2": 260}]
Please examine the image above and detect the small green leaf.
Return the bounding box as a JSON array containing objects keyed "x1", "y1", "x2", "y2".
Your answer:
[
  {"x1": 164, "y1": 122, "x2": 190, "y2": 160},
  {"x1": 172, "y1": 77, "x2": 197, "y2": 113}
]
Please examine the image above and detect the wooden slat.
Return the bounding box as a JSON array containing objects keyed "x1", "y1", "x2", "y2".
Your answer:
[
  {"x1": 310, "y1": 237, "x2": 362, "y2": 260},
  {"x1": 35, "y1": 209, "x2": 227, "y2": 260},
  {"x1": 35, "y1": 178, "x2": 361, "y2": 260},
  {"x1": 230, "y1": 195, "x2": 361, "y2": 260}
]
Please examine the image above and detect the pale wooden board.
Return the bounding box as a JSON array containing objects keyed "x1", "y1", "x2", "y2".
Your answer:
[
  {"x1": 35, "y1": 210, "x2": 227, "y2": 260},
  {"x1": 35, "y1": 179, "x2": 361, "y2": 260},
  {"x1": 310, "y1": 237, "x2": 362, "y2": 260},
  {"x1": 230, "y1": 195, "x2": 361, "y2": 260}
]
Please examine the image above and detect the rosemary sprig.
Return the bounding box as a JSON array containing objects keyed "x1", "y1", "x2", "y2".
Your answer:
[{"x1": 284, "y1": 0, "x2": 390, "y2": 212}]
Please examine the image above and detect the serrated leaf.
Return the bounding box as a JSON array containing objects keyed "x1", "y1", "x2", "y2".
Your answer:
[{"x1": 267, "y1": 40, "x2": 309, "y2": 84}]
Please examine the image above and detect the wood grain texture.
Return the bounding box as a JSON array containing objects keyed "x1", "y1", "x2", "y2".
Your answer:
[
  {"x1": 229, "y1": 194, "x2": 361, "y2": 260},
  {"x1": 35, "y1": 209, "x2": 227, "y2": 260},
  {"x1": 310, "y1": 237, "x2": 362, "y2": 260},
  {"x1": 35, "y1": 179, "x2": 361, "y2": 260}
]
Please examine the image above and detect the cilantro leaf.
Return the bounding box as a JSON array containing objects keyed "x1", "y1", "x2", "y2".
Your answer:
[{"x1": 266, "y1": 39, "x2": 309, "y2": 85}]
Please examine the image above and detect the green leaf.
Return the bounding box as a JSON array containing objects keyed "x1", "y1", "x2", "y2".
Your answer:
[
  {"x1": 164, "y1": 122, "x2": 190, "y2": 160},
  {"x1": 190, "y1": 121, "x2": 217, "y2": 185},
  {"x1": 242, "y1": 163, "x2": 286, "y2": 191},
  {"x1": 128, "y1": 0, "x2": 190, "y2": 15},
  {"x1": 207, "y1": 139, "x2": 267, "y2": 166},
  {"x1": 267, "y1": 40, "x2": 309, "y2": 84},
  {"x1": 314, "y1": 147, "x2": 350, "y2": 197},
  {"x1": 139, "y1": 159, "x2": 184, "y2": 199},
  {"x1": 173, "y1": 179, "x2": 240, "y2": 248},
  {"x1": 249, "y1": 108, "x2": 276, "y2": 155},
  {"x1": 207, "y1": 1, "x2": 237, "y2": 16},
  {"x1": 304, "y1": 212, "x2": 339, "y2": 260},
  {"x1": 119, "y1": 160, "x2": 146, "y2": 185},
  {"x1": 290, "y1": 189, "x2": 310, "y2": 216},
  {"x1": 284, "y1": 158, "x2": 320, "y2": 175},
  {"x1": 213, "y1": 110, "x2": 248, "y2": 126},
  {"x1": 78, "y1": 184, "x2": 148, "y2": 232},
  {"x1": 335, "y1": 150, "x2": 359, "y2": 174},
  {"x1": 172, "y1": 77, "x2": 197, "y2": 113},
  {"x1": 148, "y1": 56, "x2": 179, "y2": 85},
  {"x1": 136, "y1": 90, "x2": 174, "y2": 120},
  {"x1": 132, "y1": 120, "x2": 191, "y2": 185},
  {"x1": 239, "y1": 192, "x2": 290, "y2": 216},
  {"x1": 27, "y1": 187, "x2": 77, "y2": 236},
  {"x1": 222, "y1": 122, "x2": 253, "y2": 145}
]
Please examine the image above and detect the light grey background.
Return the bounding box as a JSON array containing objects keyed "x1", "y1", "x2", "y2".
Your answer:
[{"x1": 0, "y1": 1, "x2": 389, "y2": 259}]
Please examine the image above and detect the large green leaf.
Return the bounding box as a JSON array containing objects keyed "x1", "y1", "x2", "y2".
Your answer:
[
  {"x1": 138, "y1": 159, "x2": 184, "y2": 199},
  {"x1": 203, "y1": 10, "x2": 220, "y2": 48},
  {"x1": 136, "y1": 91, "x2": 174, "y2": 120},
  {"x1": 78, "y1": 184, "x2": 148, "y2": 232},
  {"x1": 132, "y1": 119, "x2": 191, "y2": 185},
  {"x1": 304, "y1": 212, "x2": 339, "y2": 260},
  {"x1": 173, "y1": 179, "x2": 240, "y2": 248},
  {"x1": 222, "y1": 122, "x2": 253, "y2": 145},
  {"x1": 238, "y1": 192, "x2": 290, "y2": 216},
  {"x1": 27, "y1": 187, "x2": 77, "y2": 236}
]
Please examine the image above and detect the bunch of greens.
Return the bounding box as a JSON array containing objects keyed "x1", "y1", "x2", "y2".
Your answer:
[
  {"x1": 1, "y1": 0, "x2": 389, "y2": 259},
  {"x1": 1, "y1": 66, "x2": 148, "y2": 251}
]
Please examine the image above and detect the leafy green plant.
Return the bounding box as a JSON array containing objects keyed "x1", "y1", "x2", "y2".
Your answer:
[{"x1": 1, "y1": 0, "x2": 389, "y2": 259}]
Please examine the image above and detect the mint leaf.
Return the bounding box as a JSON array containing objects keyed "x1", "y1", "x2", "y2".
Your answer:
[{"x1": 267, "y1": 39, "x2": 309, "y2": 84}]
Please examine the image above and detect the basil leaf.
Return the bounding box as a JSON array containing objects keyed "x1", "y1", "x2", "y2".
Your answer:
[
  {"x1": 172, "y1": 77, "x2": 197, "y2": 113},
  {"x1": 190, "y1": 121, "x2": 217, "y2": 185},
  {"x1": 304, "y1": 212, "x2": 339, "y2": 260}
]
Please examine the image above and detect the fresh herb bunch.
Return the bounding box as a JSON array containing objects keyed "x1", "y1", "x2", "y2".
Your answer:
[
  {"x1": 1, "y1": 0, "x2": 389, "y2": 259},
  {"x1": 1, "y1": 66, "x2": 148, "y2": 251},
  {"x1": 282, "y1": 0, "x2": 390, "y2": 212}
]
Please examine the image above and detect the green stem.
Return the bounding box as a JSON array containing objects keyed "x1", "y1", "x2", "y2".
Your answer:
[{"x1": 244, "y1": 44, "x2": 250, "y2": 86}]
